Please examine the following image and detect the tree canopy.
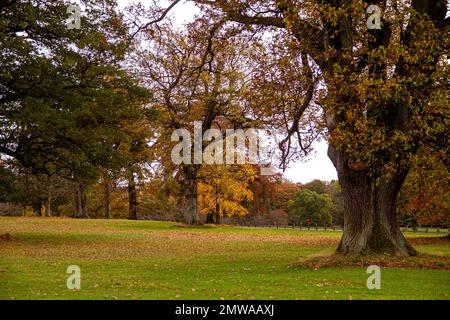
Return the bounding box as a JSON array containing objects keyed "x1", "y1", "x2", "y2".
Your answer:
[
  {"x1": 0, "y1": 0, "x2": 151, "y2": 180},
  {"x1": 288, "y1": 189, "x2": 332, "y2": 226}
]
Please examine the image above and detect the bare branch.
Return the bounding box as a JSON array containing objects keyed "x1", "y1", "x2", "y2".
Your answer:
[{"x1": 131, "y1": 0, "x2": 182, "y2": 38}]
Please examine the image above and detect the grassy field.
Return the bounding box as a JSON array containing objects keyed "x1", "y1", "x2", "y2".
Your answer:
[{"x1": 0, "y1": 217, "x2": 449, "y2": 300}]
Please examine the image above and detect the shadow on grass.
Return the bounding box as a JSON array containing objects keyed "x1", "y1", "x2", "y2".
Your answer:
[{"x1": 6, "y1": 232, "x2": 115, "y2": 246}]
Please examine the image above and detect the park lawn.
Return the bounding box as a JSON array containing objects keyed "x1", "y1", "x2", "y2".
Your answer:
[{"x1": 0, "y1": 217, "x2": 448, "y2": 300}]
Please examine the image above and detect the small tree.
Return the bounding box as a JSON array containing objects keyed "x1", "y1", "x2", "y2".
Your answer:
[
  {"x1": 198, "y1": 165, "x2": 255, "y2": 224},
  {"x1": 288, "y1": 189, "x2": 332, "y2": 227}
]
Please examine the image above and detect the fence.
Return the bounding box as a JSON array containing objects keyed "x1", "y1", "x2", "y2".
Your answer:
[{"x1": 241, "y1": 224, "x2": 449, "y2": 234}]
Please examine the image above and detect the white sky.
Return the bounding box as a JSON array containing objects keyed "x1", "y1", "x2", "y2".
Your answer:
[{"x1": 117, "y1": 0, "x2": 338, "y2": 184}]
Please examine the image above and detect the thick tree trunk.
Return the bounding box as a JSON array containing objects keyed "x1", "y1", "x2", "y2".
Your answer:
[
  {"x1": 328, "y1": 145, "x2": 416, "y2": 256},
  {"x1": 128, "y1": 171, "x2": 138, "y2": 220},
  {"x1": 181, "y1": 165, "x2": 200, "y2": 225},
  {"x1": 182, "y1": 176, "x2": 200, "y2": 225},
  {"x1": 73, "y1": 183, "x2": 88, "y2": 218}
]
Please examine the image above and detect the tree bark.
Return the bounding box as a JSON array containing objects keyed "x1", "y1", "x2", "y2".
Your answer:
[
  {"x1": 182, "y1": 176, "x2": 200, "y2": 225},
  {"x1": 128, "y1": 170, "x2": 138, "y2": 220},
  {"x1": 46, "y1": 175, "x2": 52, "y2": 217},
  {"x1": 46, "y1": 200, "x2": 51, "y2": 217},
  {"x1": 103, "y1": 176, "x2": 111, "y2": 219},
  {"x1": 214, "y1": 201, "x2": 221, "y2": 225},
  {"x1": 181, "y1": 165, "x2": 200, "y2": 225},
  {"x1": 328, "y1": 144, "x2": 416, "y2": 256},
  {"x1": 73, "y1": 183, "x2": 88, "y2": 218}
]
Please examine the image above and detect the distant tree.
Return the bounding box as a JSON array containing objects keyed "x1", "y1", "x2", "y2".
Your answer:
[
  {"x1": 0, "y1": 162, "x2": 72, "y2": 216},
  {"x1": 138, "y1": 177, "x2": 180, "y2": 219},
  {"x1": 0, "y1": 164, "x2": 16, "y2": 203},
  {"x1": 120, "y1": 113, "x2": 158, "y2": 220},
  {"x1": 198, "y1": 165, "x2": 255, "y2": 224},
  {"x1": 267, "y1": 209, "x2": 289, "y2": 226},
  {"x1": 272, "y1": 181, "x2": 300, "y2": 211},
  {"x1": 327, "y1": 181, "x2": 345, "y2": 226},
  {"x1": 87, "y1": 177, "x2": 128, "y2": 219},
  {"x1": 246, "y1": 167, "x2": 281, "y2": 218},
  {"x1": 303, "y1": 179, "x2": 328, "y2": 195},
  {"x1": 398, "y1": 151, "x2": 450, "y2": 229},
  {"x1": 288, "y1": 189, "x2": 332, "y2": 227}
]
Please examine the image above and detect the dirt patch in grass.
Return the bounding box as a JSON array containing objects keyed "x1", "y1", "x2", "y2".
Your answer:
[
  {"x1": 292, "y1": 253, "x2": 450, "y2": 270},
  {"x1": 0, "y1": 233, "x2": 15, "y2": 242}
]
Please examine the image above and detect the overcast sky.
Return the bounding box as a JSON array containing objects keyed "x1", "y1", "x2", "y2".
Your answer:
[{"x1": 116, "y1": 0, "x2": 338, "y2": 184}]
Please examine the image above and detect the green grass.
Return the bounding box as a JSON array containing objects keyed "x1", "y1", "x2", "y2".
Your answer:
[{"x1": 0, "y1": 217, "x2": 449, "y2": 300}]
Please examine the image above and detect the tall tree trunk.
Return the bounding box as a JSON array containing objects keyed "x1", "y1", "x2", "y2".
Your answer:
[
  {"x1": 183, "y1": 176, "x2": 200, "y2": 225},
  {"x1": 181, "y1": 165, "x2": 200, "y2": 225},
  {"x1": 81, "y1": 187, "x2": 88, "y2": 218},
  {"x1": 328, "y1": 145, "x2": 416, "y2": 256},
  {"x1": 128, "y1": 170, "x2": 138, "y2": 220},
  {"x1": 46, "y1": 175, "x2": 52, "y2": 217},
  {"x1": 73, "y1": 183, "x2": 88, "y2": 218},
  {"x1": 214, "y1": 201, "x2": 221, "y2": 225},
  {"x1": 72, "y1": 186, "x2": 80, "y2": 218},
  {"x1": 103, "y1": 176, "x2": 111, "y2": 219},
  {"x1": 46, "y1": 200, "x2": 51, "y2": 217},
  {"x1": 411, "y1": 216, "x2": 418, "y2": 232}
]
